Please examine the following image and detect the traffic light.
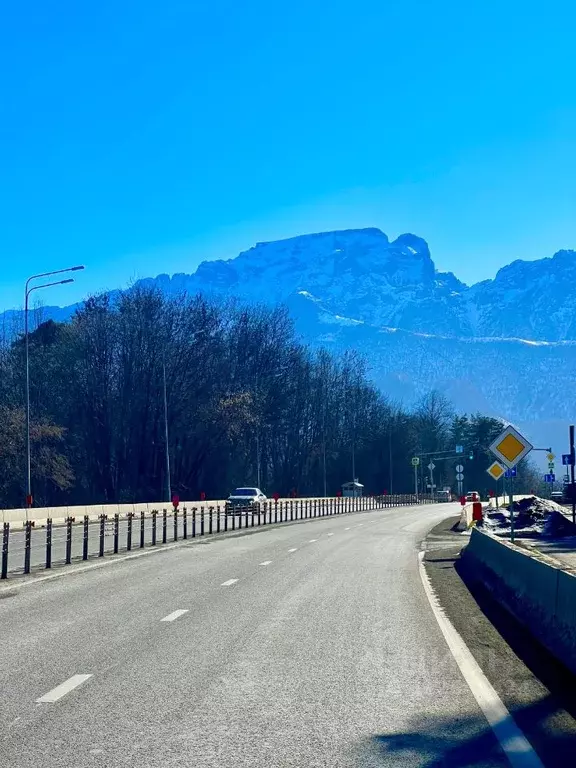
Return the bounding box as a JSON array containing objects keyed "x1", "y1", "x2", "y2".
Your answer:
[{"x1": 469, "y1": 449, "x2": 474, "y2": 460}]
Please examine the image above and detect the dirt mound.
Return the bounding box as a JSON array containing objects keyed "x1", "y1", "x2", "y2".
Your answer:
[{"x1": 481, "y1": 496, "x2": 576, "y2": 538}]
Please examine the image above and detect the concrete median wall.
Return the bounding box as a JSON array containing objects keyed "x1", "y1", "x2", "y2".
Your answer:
[
  {"x1": 463, "y1": 528, "x2": 576, "y2": 675},
  {"x1": 2, "y1": 495, "x2": 414, "y2": 529},
  {"x1": 1, "y1": 501, "x2": 215, "y2": 528}
]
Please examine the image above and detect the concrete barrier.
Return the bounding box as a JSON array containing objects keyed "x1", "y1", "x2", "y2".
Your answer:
[
  {"x1": 463, "y1": 527, "x2": 576, "y2": 675},
  {"x1": 0, "y1": 500, "x2": 226, "y2": 529},
  {"x1": 1, "y1": 496, "x2": 394, "y2": 529}
]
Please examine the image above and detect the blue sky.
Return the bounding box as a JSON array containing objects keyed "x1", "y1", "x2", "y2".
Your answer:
[{"x1": 1, "y1": 0, "x2": 576, "y2": 310}]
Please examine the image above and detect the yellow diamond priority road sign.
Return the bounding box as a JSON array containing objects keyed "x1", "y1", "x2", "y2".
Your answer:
[
  {"x1": 486, "y1": 460, "x2": 505, "y2": 480},
  {"x1": 489, "y1": 425, "x2": 533, "y2": 469}
]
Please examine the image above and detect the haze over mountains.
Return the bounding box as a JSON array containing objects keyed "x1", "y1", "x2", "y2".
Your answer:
[{"x1": 3, "y1": 227, "x2": 575, "y2": 460}]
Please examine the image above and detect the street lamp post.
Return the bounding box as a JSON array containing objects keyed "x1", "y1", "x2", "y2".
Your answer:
[
  {"x1": 24, "y1": 266, "x2": 84, "y2": 515},
  {"x1": 162, "y1": 357, "x2": 171, "y2": 502}
]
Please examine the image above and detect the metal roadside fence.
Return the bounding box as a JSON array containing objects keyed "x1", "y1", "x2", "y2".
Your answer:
[{"x1": 1, "y1": 493, "x2": 433, "y2": 580}]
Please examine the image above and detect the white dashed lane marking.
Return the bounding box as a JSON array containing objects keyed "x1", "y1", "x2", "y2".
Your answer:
[
  {"x1": 221, "y1": 579, "x2": 239, "y2": 586},
  {"x1": 288, "y1": 548, "x2": 298, "y2": 553},
  {"x1": 345, "y1": 527, "x2": 351, "y2": 531},
  {"x1": 260, "y1": 561, "x2": 272, "y2": 566},
  {"x1": 309, "y1": 539, "x2": 318, "y2": 543},
  {"x1": 36, "y1": 675, "x2": 93, "y2": 704},
  {"x1": 160, "y1": 609, "x2": 189, "y2": 622},
  {"x1": 327, "y1": 533, "x2": 334, "y2": 537}
]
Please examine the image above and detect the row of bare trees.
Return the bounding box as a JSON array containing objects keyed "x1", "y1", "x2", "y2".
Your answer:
[{"x1": 0, "y1": 288, "x2": 538, "y2": 508}]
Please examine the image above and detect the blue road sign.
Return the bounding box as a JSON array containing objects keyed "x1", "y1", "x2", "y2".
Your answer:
[
  {"x1": 544, "y1": 473, "x2": 556, "y2": 483},
  {"x1": 455, "y1": 445, "x2": 463, "y2": 454},
  {"x1": 504, "y1": 468, "x2": 517, "y2": 478},
  {"x1": 562, "y1": 454, "x2": 574, "y2": 466}
]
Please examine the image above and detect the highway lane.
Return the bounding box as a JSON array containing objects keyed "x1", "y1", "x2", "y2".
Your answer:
[{"x1": 0, "y1": 503, "x2": 512, "y2": 767}]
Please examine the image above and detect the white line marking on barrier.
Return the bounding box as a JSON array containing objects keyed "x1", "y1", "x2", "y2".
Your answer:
[
  {"x1": 259, "y1": 561, "x2": 272, "y2": 566},
  {"x1": 288, "y1": 548, "x2": 297, "y2": 553},
  {"x1": 36, "y1": 674, "x2": 93, "y2": 703},
  {"x1": 417, "y1": 551, "x2": 544, "y2": 768},
  {"x1": 160, "y1": 609, "x2": 189, "y2": 622},
  {"x1": 221, "y1": 579, "x2": 238, "y2": 586}
]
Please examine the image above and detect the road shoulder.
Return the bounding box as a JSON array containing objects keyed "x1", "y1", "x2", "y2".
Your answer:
[{"x1": 422, "y1": 516, "x2": 576, "y2": 768}]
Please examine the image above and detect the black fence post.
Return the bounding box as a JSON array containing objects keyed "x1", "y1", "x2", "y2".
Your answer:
[
  {"x1": 192, "y1": 508, "x2": 196, "y2": 538},
  {"x1": 99, "y1": 515, "x2": 106, "y2": 556},
  {"x1": 183, "y1": 507, "x2": 188, "y2": 539},
  {"x1": 83, "y1": 515, "x2": 89, "y2": 560},
  {"x1": 152, "y1": 510, "x2": 158, "y2": 545},
  {"x1": 162, "y1": 509, "x2": 168, "y2": 544},
  {"x1": 200, "y1": 509, "x2": 205, "y2": 536},
  {"x1": 113, "y1": 514, "x2": 119, "y2": 554},
  {"x1": 140, "y1": 511, "x2": 145, "y2": 548},
  {"x1": 1, "y1": 523, "x2": 8, "y2": 579},
  {"x1": 224, "y1": 506, "x2": 228, "y2": 532},
  {"x1": 244, "y1": 506, "x2": 249, "y2": 529},
  {"x1": 217, "y1": 505, "x2": 221, "y2": 533},
  {"x1": 65, "y1": 517, "x2": 73, "y2": 564},
  {"x1": 209, "y1": 507, "x2": 213, "y2": 535},
  {"x1": 173, "y1": 508, "x2": 178, "y2": 541},
  {"x1": 127, "y1": 512, "x2": 133, "y2": 551},
  {"x1": 46, "y1": 518, "x2": 53, "y2": 568},
  {"x1": 24, "y1": 521, "x2": 32, "y2": 574}
]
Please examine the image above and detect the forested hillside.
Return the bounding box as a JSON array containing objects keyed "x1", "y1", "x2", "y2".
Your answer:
[{"x1": 0, "y1": 288, "x2": 539, "y2": 508}]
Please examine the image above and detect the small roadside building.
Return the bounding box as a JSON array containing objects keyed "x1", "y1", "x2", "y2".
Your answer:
[{"x1": 342, "y1": 480, "x2": 364, "y2": 498}]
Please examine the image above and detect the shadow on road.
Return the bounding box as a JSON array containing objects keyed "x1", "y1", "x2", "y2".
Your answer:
[{"x1": 363, "y1": 693, "x2": 573, "y2": 766}]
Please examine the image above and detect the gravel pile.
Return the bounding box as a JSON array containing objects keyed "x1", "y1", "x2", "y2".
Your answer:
[{"x1": 481, "y1": 495, "x2": 576, "y2": 538}]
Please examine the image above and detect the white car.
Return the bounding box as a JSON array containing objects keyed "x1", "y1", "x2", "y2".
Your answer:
[
  {"x1": 226, "y1": 487, "x2": 267, "y2": 511},
  {"x1": 465, "y1": 491, "x2": 480, "y2": 502}
]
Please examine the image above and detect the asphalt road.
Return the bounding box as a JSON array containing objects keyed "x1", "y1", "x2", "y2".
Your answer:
[{"x1": 0, "y1": 502, "x2": 546, "y2": 767}]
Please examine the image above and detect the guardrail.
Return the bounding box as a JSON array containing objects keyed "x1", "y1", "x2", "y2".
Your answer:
[{"x1": 1, "y1": 494, "x2": 433, "y2": 580}]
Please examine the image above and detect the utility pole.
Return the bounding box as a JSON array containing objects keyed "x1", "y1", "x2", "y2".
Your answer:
[
  {"x1": 388, "y1": 428, "x2": 393, "y2": 494},
  {"x1": 162, "y1": 357, "x2": 171, "y2": 502}
]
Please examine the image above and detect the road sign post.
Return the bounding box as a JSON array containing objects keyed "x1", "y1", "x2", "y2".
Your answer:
[
  {"x1": 571, "y1": 425, "x2": 575, "y2": 525},
  {"x1": 509, "y1": 474, "x2": 514, "y2": 543},
  {"x1": 411, "y1": 457, "x2": 420, "y2": 500},
  {"x1": 489, "y1": 425, "x2": 533, "y2": 544},
  {"x1": 428, "y1": 461, "x2": 436, "y2": 501}
]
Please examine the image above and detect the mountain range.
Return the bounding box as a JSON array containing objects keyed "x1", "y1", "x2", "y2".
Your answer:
[{"x1": 3, "y1": 227, "x2": 576, "y2": 463}]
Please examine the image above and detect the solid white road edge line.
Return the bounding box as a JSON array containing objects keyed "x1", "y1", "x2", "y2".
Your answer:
[
  {"x1": 36, "y1": 675, "x2": 93, "y2": 704},
  {"x1": 221, "y1": 579, "x2": 239, "y2": 586},
  {"x1": 417, "y1": 551, "x2": 544, "y2": 768},
  {"x1": 259, "y1": 561, "x2": 272, "y2": 566},
  {"x1": 161, "y1": 609, "x2": 189, "y2": 622}
]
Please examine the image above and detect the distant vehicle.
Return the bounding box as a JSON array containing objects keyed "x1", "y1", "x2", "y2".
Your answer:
[
  {"x1": 465, "y1": 491, "x2": 480, "y2": 502},
  {"x1": 436, "y1": 489, "x2": 452, "y2": 502},
  {"x1": 226, "y1": 487, "x2": 267, "y2": 512},
  {"x1": 550, "y1": 491, "x2": 564, "y2": 503}
]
